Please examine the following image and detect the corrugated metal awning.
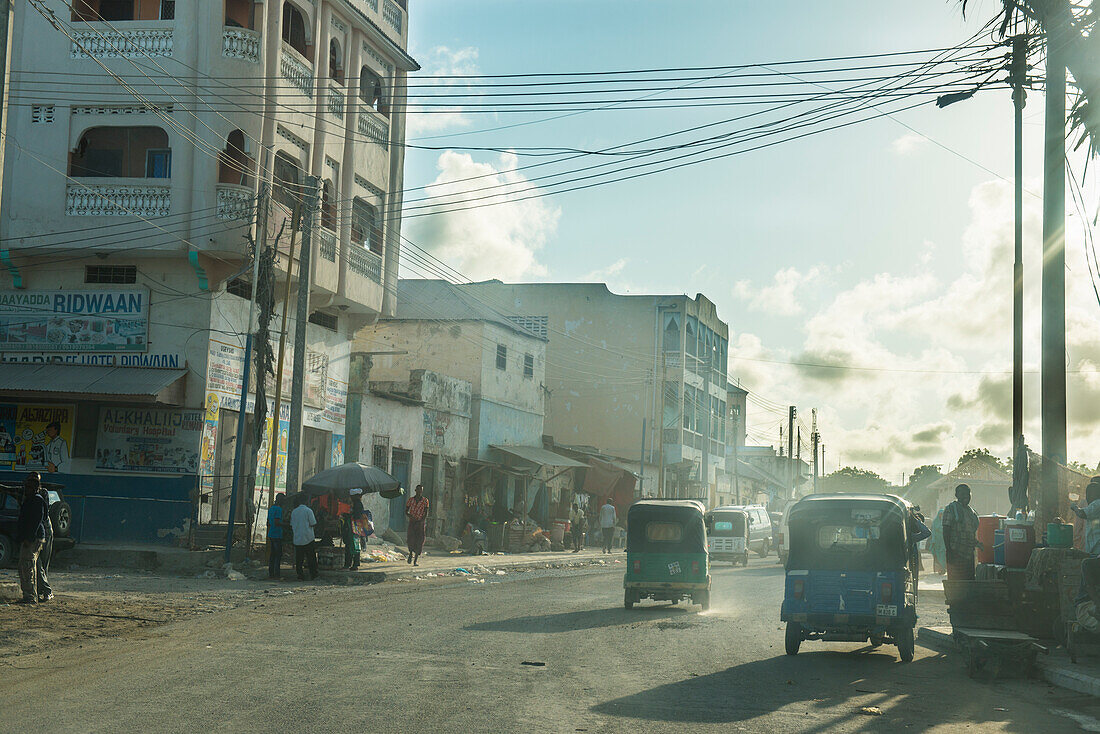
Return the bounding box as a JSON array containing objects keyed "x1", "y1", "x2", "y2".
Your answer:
[
  {"x1": 491, "y1": 445, "x2": 588, "y2": 469},
  {"x1": 0, "y1": 363, "x2": 187, "y2": 404}
]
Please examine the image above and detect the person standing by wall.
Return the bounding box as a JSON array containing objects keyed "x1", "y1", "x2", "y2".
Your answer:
[
  {"x1": 405, "y1": 484, "x2": 429, "y2": 566},
  {"x1": 942, "y1": 484, "x2": 981, "y2": 581},
  {"x1": 266, "y1": 494, "x2": 285, "y2": 579},
  {"x1": 290, "y1": 495, "x2": 318, "y2": 581},
  {"x1": 599, "y1": 498, "x2": 618, "y2": 554},
  {"x1": 16, "y1": 473, "x2": 48, "y2": 604}
]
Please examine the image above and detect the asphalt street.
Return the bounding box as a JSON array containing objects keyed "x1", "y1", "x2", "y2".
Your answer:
[{"x1": 3, "y1": 557, "x2": 1099, "y2": 733}]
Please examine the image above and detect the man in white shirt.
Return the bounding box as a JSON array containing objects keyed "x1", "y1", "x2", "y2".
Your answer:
[
  {"x1": 290, "y1": 495, "x2": 318, "y2": 580},
  {"x1": 599, "y1": 500, "x2": 618, "y2": 554},
  {"x1": 43, "y1": 422, "x2": 69, "y2": 473}
]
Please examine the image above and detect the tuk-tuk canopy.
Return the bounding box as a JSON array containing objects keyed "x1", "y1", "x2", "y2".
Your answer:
[
  {"x1": 705, "y1": 508, "x2": 748, "y2": 536},
  {"x1": 786, "y1": 494, "x2": 912, "y2": 571},
  {"x1": 627, "y1": 500, "x2": 706, "y2": 554}
]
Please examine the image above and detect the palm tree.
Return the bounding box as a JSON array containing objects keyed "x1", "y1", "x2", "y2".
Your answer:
[{"x1": 965, "y1": 0, "x2": 1099, "y2": 158}]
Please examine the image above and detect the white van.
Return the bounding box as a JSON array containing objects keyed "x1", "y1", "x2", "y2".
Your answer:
[
  {"x1": 720, "y1": 504, "x2": 774, "y2": 557},
  {"x1": 776, "y1": 499, "x2": 799, "y2": 565}
]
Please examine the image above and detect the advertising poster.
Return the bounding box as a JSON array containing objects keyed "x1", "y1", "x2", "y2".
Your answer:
[
  {"x1": 95, "y1": 407, "x2": 204, "y2": 474},
  {"x1": 0, "y1": 404, "x2": 76, "y2": 473},
  {"x1": 0, "y1": 289, "x2": 149, "y2": 352}
]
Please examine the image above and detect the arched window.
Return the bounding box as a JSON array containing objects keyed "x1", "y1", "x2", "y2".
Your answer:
[
  {"x1": 359, "y1": 67, "x2": 387, "y2": 116},
  {"x1": 272, "y1": 151, "x2": 303, "y2": 211},
  {"x1": 321, "y1": 180, "x2": 337, "y2": 231},
  {"x1": 351, "y1": 198, "x2": 383, "y2": 255},
  {"x1": 218, "y1": 130, "x2": 254, "y2": 187},
  {"x1": 224, "y1": 0, "x2": 254, "y2": 29},
  {"x1": 70, "y1": 126, "x2": 170, "y2": 178},
  {"x1": 281, "y1": 2, "x2": 309, "y2": 60},
  {"x1": 329, "y1": 39, "x2": 344, "y2": 84},
  {"x1": 72, "y1": 1, "x2": 175, "y2": 22}
]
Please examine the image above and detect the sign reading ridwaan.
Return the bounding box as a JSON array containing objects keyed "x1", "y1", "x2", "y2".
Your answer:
[{"x1": 0, "y1": 289, "x2": 150, "y2": 352}]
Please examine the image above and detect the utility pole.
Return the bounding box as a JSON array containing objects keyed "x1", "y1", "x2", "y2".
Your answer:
[
  {"x1": 732, "y1": 405, "x2": 740, "y2": 505},
  {"x1": 821, "y1": 444, "x2": 825, "y2": 482},
  {"x1": 657, "y1": 354, "x2": 667, "y2": 496},
  {"x1": 787, "y1": 406, "x2": 796, "y2": 498},
  {"x1": 267, "y1": 206, "x2": 302, "y2": 507},
  {"x1": 796, "y1": 425, "x2": 802, "y2": 495},
  {"x1": 284, "y1": 176, "x2": 321, "y2": 497},
  {"x1": 1041, "y1": 30, "x2": 1067, "y2": 525},
  {"x1": 701, "y1": 344, "x2": 712, "y2": 504},
  {"x1": 811, "y1": 408, "x2": 819, "y2": 494},
  {"x1": 1010, "y1": 33, "x2": 1028, "y2": 503}
]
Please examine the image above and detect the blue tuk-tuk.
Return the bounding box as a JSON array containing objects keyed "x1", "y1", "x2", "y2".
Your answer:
[{"x1": 780, "y1": 494, "x2": 919, "y2": 662}]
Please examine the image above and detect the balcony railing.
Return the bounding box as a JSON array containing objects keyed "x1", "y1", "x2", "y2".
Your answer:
[
  {"x1": 358, "y1": 111, "x2": 389, "y2": 149},
  {"x1": 216, "y1": 185, "x2": 254, "y2": 220},
  {"x1": 67, "y1": 183, "x2": 171, "y2": 217},
  {"x1": 348, "y1": 245, "x2": 382, "y2": 282},
  {"x1": 319, "y1": 228, "x2": 337, "y2": 262},
  {"x1": 71, "y1": 28, "x2": 174, "y2": 59},
  {"x1": 382, "y1": 0, "x2": 403, "y2": 32},
  {"x1": 223, "y1": 27, "x2": 261, "y2": 63},
  {"x1": 327, "y1": 85, "x2": 345, "y2": 118},
  {"x1": 280, "y1": 44, "x2": 314, "y2": 97}
]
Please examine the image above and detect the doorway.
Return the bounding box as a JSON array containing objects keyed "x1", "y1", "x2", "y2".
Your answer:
[
  {"x1": 390, "y1": 448, "x2": 411, "y2": 531},
  {"x1": 421, "y1": 453, "x2": 438, "y2": 534}
]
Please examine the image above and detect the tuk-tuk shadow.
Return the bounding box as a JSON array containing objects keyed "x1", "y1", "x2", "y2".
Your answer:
[
  {"x1": 590, "y1": 650, "x2": 1025, "y2": 731},
  {"x1": 464, "y1": 604, "x2": 693, "y2": 634}
]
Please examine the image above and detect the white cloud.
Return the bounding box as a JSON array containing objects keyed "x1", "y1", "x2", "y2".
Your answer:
[
  {"x1": 405, "y1": 151, "x2": 560, "y2": 281},
  {"x1": 733, "y1": 266, "x2": 824, "y2": 316},
  {"x1": 405, "y1": 46, "x2": 481, "y2": 137},
  {"x1": 891, "y1": 132, "x2": 929, "y2": 156}
]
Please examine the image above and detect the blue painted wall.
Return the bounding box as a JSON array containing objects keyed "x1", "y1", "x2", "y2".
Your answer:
[
  {"x1": 475, "y1": 398, "x2": 544, "y2": 460},
  {"x1": 1, "y1": 471, "x2": 194, "y2": 546}
]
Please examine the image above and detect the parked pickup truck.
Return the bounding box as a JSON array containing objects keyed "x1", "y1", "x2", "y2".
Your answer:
[{"x1": 0, "y1": 482, "x2": 75, "y2": 567}]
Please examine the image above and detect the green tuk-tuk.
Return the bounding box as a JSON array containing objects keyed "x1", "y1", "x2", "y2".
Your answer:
[{"x1": 624, "y1": 500, "x2": 711, "y2": 611}]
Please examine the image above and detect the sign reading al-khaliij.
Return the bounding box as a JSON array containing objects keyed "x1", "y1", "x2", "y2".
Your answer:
[{"x1": 0, "y1": 289, "x2": 150, "y2": 352}]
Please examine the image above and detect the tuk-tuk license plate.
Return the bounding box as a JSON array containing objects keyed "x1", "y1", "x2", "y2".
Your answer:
[{"x1": 875, "y1": 604, "x2": 898, "y2": 617}]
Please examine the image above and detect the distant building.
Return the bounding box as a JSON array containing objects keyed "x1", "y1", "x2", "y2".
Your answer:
[
  {"x1": 924, "y1": 456, "x2": 1013, "y2": 518},
  {"x1": 458, "y1": 281, "x2": 737, "y2": 502}
]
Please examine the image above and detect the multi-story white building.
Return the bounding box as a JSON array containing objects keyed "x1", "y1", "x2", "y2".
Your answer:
[{"x1": 0, "y1": 1, "x2": 417, "y2": 546}]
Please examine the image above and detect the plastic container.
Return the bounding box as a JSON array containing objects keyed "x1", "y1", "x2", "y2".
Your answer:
[
  {"x1": 977, "y1": 515, "x2": 1002, "y2": 565},
  {"x1": 1004, "y1": 520, "x2": 1036, "y2": 568},
  {"x1": 993, "y1": 529, "x2": 1006, "y2": 565},
  {"x1": 551, "y1": 521, "x2": 568, "y2": 545},
  {"x1": 1048, "y1": 522, "x2": 1074, "y2": 549}
]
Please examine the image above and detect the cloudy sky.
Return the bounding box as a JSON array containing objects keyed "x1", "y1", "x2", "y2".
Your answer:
[{"x1": 400, "y1": 1, "x2": 1100, "y2": 481}]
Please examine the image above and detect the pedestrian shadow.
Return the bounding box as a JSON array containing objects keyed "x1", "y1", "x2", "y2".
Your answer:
[
  {"x1": 465, "y1": 604, "x2": 694, "y2": 634},
  {"x1": 590, "y1": 650, "x2": 1029, "y2": 732}
]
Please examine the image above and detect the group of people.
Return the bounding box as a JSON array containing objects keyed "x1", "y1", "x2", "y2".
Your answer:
[
  {"x1": 14, "y1": 471, "x2": 54, "y2": 604},
  {"x1": 567, "y1": 498, "x2": 620, "y2": 554}
]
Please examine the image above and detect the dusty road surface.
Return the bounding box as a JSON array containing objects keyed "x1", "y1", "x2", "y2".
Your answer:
[{"x1": 3, "y1": 559, "x2": 1100, "y2": 733}]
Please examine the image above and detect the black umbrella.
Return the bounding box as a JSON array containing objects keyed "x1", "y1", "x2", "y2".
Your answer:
[{"x1": 300, "y1": 462, "x2": 404, "y2": 499}]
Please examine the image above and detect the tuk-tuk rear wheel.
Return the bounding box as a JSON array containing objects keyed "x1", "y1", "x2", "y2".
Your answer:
[
  {"x1": 785, "y1": 622, "x2": 802, "y2": 656},
  {"x1": 624, "y1": 590, "x2": 635, "y2": 610},
  {"x1": 695, "y1": 591, "x2": 710, "y2": 611},
  {"x1": 896, "y1": 625, "x2": 915, "y2": 663}
]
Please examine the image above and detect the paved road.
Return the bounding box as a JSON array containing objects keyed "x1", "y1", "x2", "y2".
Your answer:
[{"x1": 3, "y1": 558, "x2": 1099, "y2": 733}]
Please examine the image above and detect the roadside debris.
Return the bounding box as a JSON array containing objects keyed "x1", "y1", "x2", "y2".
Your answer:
[{"x1": 859, "y1": 707, "x2": 884, "y2": 716}]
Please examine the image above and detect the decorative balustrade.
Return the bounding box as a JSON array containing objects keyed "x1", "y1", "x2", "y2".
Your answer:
[
  {"x1": 319, "y1": 229, "x2": 337, "y2": 262},
  {"x1": 327, "y1": 85, "x2": 345, "y2": 118},
  {"x1": 71, "y1": 28, "x2": 174, "y2": 59},
  {"x1": 216, "y1": 185, "x2": 254, "y2": 220},
  {"x1": 280, "y1": 45, "x2": 314, "y2": 97},
  {"x1": 67, "y1": 183, "x2": 171, "y2": 217},
  {"x1": 383, "y1": 0, "x2": 403, "y2": 32},
  {"x1": 358, "y1": 112, "x2": 389, "y2": 149},
  {"x1": 223, "y1": 27, "x2": 261, "y2": 63},
  {"x1": 348, "y1": 246, "x2": 382, "y2": 282}
]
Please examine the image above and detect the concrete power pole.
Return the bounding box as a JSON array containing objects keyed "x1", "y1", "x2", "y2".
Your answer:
[
  {"x1": 284, "y1": 176, "x2": 321, "y2": 496},
  {"x1": 786, "y1": 406, "x2": 796, "y2": 498},
  {"x1": 811, "y1": 408, "x2": 819, "y2": 494},
  {"x1": 1010, "y1": 34, "x2": 1028, "y2": 500},
  {"x1": 1041, "y1": 31, "x2": 1067, "y2": 524}
]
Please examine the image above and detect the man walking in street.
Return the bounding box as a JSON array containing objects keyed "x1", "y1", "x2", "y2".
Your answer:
[
  {"x1": 570, "y1": 502, "x2": 587, "y2": 553},
  {"x1": 267, "y1": 494, "x2": 285, "y2": 579},
  {"x1": 16, "y1": 472, "x2": 48, "y2": 604},
  {"x1": 599, "y1": 498, "x2": 618, "y2": 554},
  {"x1": 36, "y1": 477, "x2": 54, "y2": 602},
  {"x1": 290, "y1": 495, "x2": 318, "y2": 581},
  {"x1": 942, "y1": 483, "x2": 981, "y2": 581},
  {"x1": 405, "y1": 484, "x2": 429, "y2": 566}
]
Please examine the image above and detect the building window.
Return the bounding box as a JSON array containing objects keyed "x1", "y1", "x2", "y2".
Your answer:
[
  {"x1": 226, "y1": 277, "x2": 252, "y2": 300},
  {"x1": 329, "y1": 38, "x2": 345, "y2": 84},
  {"x1": 72, "y1": 1, "x2": 174, "y2": 22},
  {"x1": 273, "y1": 151, "x2": 303, "y2": 212},
  {"x1": 351, "y1": 198, "x2": 383, "y2": 254},
  {"x1": 281, "y1": 2, "x2": 310, "y2": 60},
  {"x1": 308, "y1": 310, "x2": 338, "y2": 331},
  {"x1": 360, "y1": 67, "x2": 387, "y2": 116},
  {"x1": 224, "y1": 0, "x2": 254, "y2": 28},
  {"x1": 496, "y1": 344, "x2": 507, "y2": 371},
  {"x1": 523, "y1": 353, "x2": 534, "y2": 378},
  {"x1": 85, "y1": 265, "x2": 136, "y2": 284},
  {"x1": 31, "y1": 105, "x2": 55, "y2": 124},
  {"x1": 70, "y1": 126, "x2": 171, "y2": 179},
  {"x1": 218, "y1": 129, "x2": 255, "y2": 187},
  {"x1": 372, "y1": 436, "x2": 390, "y2": 471}
]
